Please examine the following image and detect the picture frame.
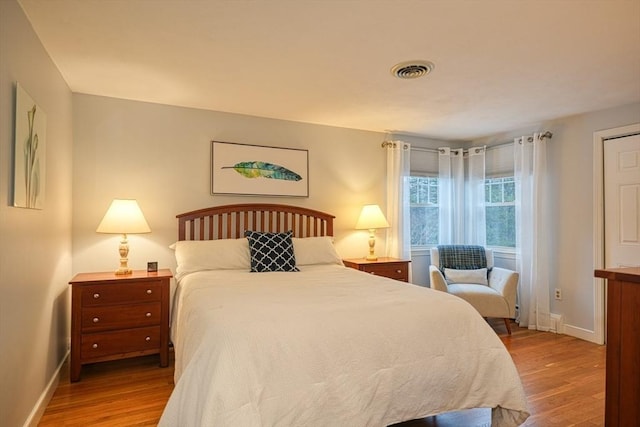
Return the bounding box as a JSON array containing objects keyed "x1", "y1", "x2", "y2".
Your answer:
[
  {"x1": 147, "y1": 262, "x2": 158, "y2": 273},
  {"x1": 211, "y1": 141, "x2": 309, "y2": 197},
  {"x1": 14, "y1": 83, "x2": 47, "y2": 209}
]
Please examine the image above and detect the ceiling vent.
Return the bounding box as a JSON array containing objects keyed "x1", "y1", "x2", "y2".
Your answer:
[{"x1": 391, "y1": 61, "x2": 435, "y2": 79}]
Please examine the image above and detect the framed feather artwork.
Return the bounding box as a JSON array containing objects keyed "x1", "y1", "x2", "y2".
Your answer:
[{"x1": 211, "y1": 141, "x2": 309, "y2": 197}]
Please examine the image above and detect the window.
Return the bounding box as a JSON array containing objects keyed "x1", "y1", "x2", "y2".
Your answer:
[
  {"x1": 409, "y1": 176, "x2": 438, "y2": 246},
  {"x1": 485, "y1": 177, "x2": 516, "y2": 247},
  {"x1": 409, "y1": 175, "x2": 516, "y2": 248}
]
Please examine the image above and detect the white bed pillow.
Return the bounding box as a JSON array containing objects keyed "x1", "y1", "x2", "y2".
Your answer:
[
  {"x1": 444, "y1": 268, "x2": 488, "y2": 286},
  {"x1": 292, "y1": 236, "x2": 343, "y2": 266},
  {"x1": 172, "y1": 239, "x2": 251, "y2": 277}
]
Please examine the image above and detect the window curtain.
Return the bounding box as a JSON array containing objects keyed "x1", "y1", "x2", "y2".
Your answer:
[
  {"x1": 465, "y1": 147, "x2": 486, "y2": 245},
  {"x1": 438, "y1": 148, "x2": 464, "y2": 244},
  {"x1": 514, "y1": 133, "x2": 550, "y2": 330},
  {"x1": 385, "y1": 141, "x2": 412, "y2": 263}
]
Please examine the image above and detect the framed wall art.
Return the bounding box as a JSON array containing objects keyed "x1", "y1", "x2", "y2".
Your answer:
[
  {"x1": 14, "y1": 83, "x2": 47, "y2": 209},
  {"x1": 211, "y1": 141, "x2": 309, "y2": 197}
]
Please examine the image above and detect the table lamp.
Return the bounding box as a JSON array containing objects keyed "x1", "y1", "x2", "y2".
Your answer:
[
  {"x1": 355, "y1": 204, "x2": 389, "y2": 261},
  {"x1": 96, "y1": 199, "x2": 151, "y2": 275}
]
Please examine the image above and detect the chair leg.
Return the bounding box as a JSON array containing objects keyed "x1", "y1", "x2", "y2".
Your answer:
[{"x1": 503, "y1": 318, "x2": 512, "y2": 335}]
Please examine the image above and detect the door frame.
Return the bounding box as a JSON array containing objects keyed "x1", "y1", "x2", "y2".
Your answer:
[{"x1": 592, "y1": 123, "x2": 640, "y2": 345}]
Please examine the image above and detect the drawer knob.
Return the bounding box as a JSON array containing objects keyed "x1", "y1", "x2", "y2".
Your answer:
[
  {"x1": 92, "y1": 317, "x2": 100, "y2": 323},
  {"x1": 146, "y1": 289, "x2": 152, "y2": 295},
  {"x1": 145, "y1": 336, "x2": 151, "y2": 342},
  {"x1": 145, "y1": 312, "x2": 152, "y2": 317},
  {"x1": 92, "y1": 343, "x2": 98, "y2": 349},
  {"x1": 93, "y1": 293, "x2": 100, "y2": 299},
  {"x1": 397, "y1": 269, "x2": 402, "y2": 274}
]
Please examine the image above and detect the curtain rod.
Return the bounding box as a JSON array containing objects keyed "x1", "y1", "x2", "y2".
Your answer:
[
  {"x1": 402, "y1": 131, "x2": 553, "y2": 154},
  {"x1": 380, "y1": 141, "x2": 410, "y2": 149},
  {"x1": 516, "y1": 130, "x2": 553, "y2": 144}
]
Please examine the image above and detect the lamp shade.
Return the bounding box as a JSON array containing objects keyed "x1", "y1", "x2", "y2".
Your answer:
[
  {"x1": 96, "y1": 199, "x2": 151, "y2": 234},
  {"x1": 355, "y1": 204, "x2": 389, "y2": 230}
]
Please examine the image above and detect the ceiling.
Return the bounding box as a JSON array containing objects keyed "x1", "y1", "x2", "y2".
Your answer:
[{"x1": 18, "y1": 0, "x2": 640, "y2": 141}]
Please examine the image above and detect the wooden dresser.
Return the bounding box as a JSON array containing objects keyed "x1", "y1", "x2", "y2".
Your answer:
[
  {"x1": 69, "y1": 269, "x2": 172, "y2": 381},
  {"x1": 343, "y1": 257, "x2": 410, "y2": 282},
  {"x1": 594, "y1": 267, "x2": 640, "y2": 426}
]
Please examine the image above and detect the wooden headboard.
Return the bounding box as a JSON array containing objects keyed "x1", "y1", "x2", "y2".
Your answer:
[{"x1": 177, "y1": 203, "x2": 335, "y2": 241}]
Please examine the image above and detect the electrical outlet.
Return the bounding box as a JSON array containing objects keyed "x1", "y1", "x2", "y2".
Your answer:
[{"x1": 554, "y1": 288, "x2": 562, "y2": 300}]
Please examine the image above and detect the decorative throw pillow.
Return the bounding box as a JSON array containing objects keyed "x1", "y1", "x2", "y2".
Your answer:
[
  {"x1": 245, "y1": 230, "x2": 299, "y2": 272},
  {"x1": 444, "y1": 268, "x2": 488, "y2": 286}
]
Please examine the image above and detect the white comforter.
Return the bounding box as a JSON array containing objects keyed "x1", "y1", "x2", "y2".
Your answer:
[{"x1": 160, "y1": 265, "x2": 529, "y2": 426}]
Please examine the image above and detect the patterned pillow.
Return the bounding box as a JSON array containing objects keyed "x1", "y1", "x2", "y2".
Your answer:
[{"x1": 245, "y1": 230, "x2": 299, "y2": 272}]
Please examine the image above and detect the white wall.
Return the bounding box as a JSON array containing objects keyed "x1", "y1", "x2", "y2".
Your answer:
[
  {"x1": 0, "y1": 1, "x2": 73, "y2": 426},
  {"x1": 72, "y1": 94, "x2": 391, "y2": 276},
  {"x1": 472, "y1": 102, "x2": 640, "y2": 341}
]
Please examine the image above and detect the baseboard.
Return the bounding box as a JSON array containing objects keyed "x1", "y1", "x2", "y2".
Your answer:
[
  {"x1": 563, "y1": 324, "x2": 601, "y2": 344},
  {"x1": 550, "y1": 313, "x2": 564, "y2": 334},
  {"x1": 23, "y1": 351, "x2": 69, "y2": 427},
  {"x1": 548, "y1": 314, "x2": 604, "y2": 345}
]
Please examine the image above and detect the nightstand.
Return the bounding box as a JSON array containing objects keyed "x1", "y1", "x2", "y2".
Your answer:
[
  {"x1": 342, "y1": 257, "x2": 411, "y2": 282},
  {"x1": 68, "y1": 269, "x2": 172, "y2": 382}
]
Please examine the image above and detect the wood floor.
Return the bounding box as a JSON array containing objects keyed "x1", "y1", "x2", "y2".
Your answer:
[{"x1": 39, "y1": 320, "x2": 606, "y2": 426}]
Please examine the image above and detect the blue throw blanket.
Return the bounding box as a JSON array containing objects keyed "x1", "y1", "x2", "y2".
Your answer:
[{"x1": 437, "y1": 245, "x2": 487, "y2": 272}]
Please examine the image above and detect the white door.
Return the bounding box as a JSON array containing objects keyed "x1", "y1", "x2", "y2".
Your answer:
[{"x1": 604, "y1": 134, "x2": 640, "y2": 268}]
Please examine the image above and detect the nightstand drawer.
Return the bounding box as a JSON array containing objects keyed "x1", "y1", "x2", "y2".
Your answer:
[
  {"x1": 81, "y1": 302, "x2": 161, "y2": 332},
  {"x1": 342, "y1": 257, "x2": 410, "y2": 282},
  {"x1": 361, "y1": 263, "x2": 408, "y2": 281},
  {"x1": 81, "y1": 281, "x2": 162, "y2": 306},
  {"x1": 81, "y1": 326, "x2": 161, "y2": 360}
]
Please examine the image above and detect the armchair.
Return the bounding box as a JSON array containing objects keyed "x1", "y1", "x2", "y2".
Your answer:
[{"x1": 429, "y1": 245, "x2": 519, "y2": 334}]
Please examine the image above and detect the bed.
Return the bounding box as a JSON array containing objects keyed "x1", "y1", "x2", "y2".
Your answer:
[{"x1": 159, "y1": 203, "x2": 529, "y2": 426}]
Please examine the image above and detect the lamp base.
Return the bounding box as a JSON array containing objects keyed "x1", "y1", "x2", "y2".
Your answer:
[
  {"x1": 114, "y1": 267, "x2": 133, "y2": 275},
  {"x1": 365, "y1": 228, "x2": 378, "y2": 261},
  {"x1": 114, "y1": 234, "x2": 133, "y2": 275}
]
